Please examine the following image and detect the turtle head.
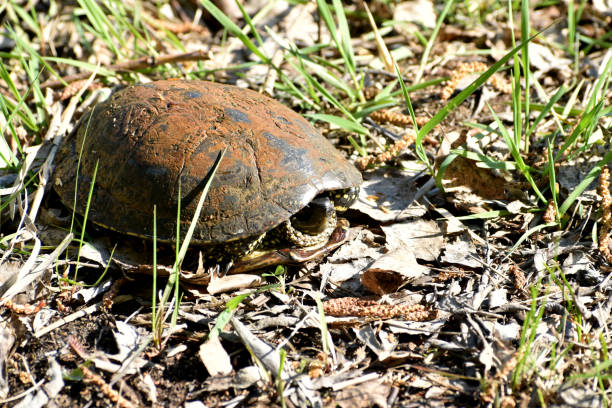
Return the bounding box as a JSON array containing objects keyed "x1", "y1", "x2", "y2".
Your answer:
[{"x1": 328, "y1": 186, "x2": 359, "y2": 212}]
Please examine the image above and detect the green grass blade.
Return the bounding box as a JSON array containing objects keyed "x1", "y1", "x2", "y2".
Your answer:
[
  {"x1": 503, "y1": 222, "x2": 557, "y2": 262},
  {"x1": 331, "y1": 0, "x2": 356, "y2": 76},
  {"x1": 526, "y1": 85, "x2": 566, "y2": 138},
  {"x1": 301, "y1": 58, "x2": 355, "y2": 98},
  {"x1": 315, "y1": 0, "x2": 340, "y2": 55},
  {"x1": 521, "y1": 0, "x2": 530, "y2": 152},
  {"x1": 488, "y1": 102, "x2": 546, "y2": 203},
  {"x1": 151, "y1": 205, "x2": 158, "y2": 335},
  {"x1": 8, "y1": 26, "x2": 62, "y2": 85},
  {"x1": 546, "y1": 137, "x2": 559, "y2": 222},
  {"x1": 175, "y1": 148, "x2": 226, "y2": 265},
  {"x1": 307, "y1": 113, "x2": 367, "y2": 135},
  {"x1": 154, "y1": 149, "x2": 226, "y2": 345},
  {"x1": 199, "y1": 0, "x2": 271, "y2": 64},
  {"x1": 74, "y1": 160, "x2": 99, "y2": 283},
  {"x1": 449, "y1": 149, "x2": 518, "y2": 171},
  {"x1": 395, "y1": 63, "x2": 432, "y2": 172},
  {"x1": 555, "y1": 100, "x2": 603, "y2": 162},
  {"x1": 43, "y1": 57, "x2": 119, "y2": 78},
  {"x1": 77, "y1": 0, "x2": 124, "y2": 56},
  {"x1": 209, "y1": 292, "x2": 252, "y2": 340},
  {"x1": 414, "y1": 0, "x2": 453, "y2": 84},
  {"x1": 235, "y1": 0, "x2": 265, "y2": 49},
  {"x1": 353, "y1": 101, "x2": 396, "y2": 119}
]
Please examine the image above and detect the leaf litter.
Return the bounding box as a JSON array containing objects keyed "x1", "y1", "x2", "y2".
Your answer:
[{"x1": 0, "y1": 0, "x2": 611, "y2": 407}]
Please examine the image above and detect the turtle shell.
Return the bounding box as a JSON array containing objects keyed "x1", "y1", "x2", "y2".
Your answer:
[{"x1": 53, "y1": 80, "x2": 362, "y2": 245}]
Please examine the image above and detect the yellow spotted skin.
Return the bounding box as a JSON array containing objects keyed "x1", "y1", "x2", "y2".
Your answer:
[
  {"x1": 203, "y1": 187, "x2": 358, "y2": 261},
  {"x1": 328, "y1": 187, "x2": 359, "y2": 212},
  {"x1": 203, "y1": 233, "x2": 265, "y2": 263}
]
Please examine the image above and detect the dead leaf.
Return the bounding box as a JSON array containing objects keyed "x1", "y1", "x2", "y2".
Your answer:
[
  {"x1": 235, "y1": 366, "x2": 263, "y2": 389},
  {"x1": 354, "y1": 325, "x2": 397, "y2": 361},
  {"x1": 529, "y1": 43, "x2": 571, "y2": 74},
  {"x1": 11, "y1": 358, "x2": 64, "y2": 407},
  {"x1": 199, "y1": 335, "x2": 232, "y2": 376},
  {"x1": 74, "y1": 280, "x2": 113, "y2": 303},
  {"x1": 479, "y1": 342, "x2": 495, "y2": 373},
  {"x1": 381, "y1": 219, "x2": 443, "y2": 262},
  {"x1": 493, "y1": 322, "x2": 522, "y2": 342},
  {"x1": 440, "y1": 155, "x2": 507, "y2": 201},
  {"x1": 112, "y1": 321, "x2": 142, "y2": 362},
  {"x1": 488, "y1": 288, "x2": 508, "y2": 309},
  {"x1": 139, "y1": 373, "x2": 157, "y2": 404},
  {"x1": 331, "y1": 378, "x2": 392, "y2": 408},
  {"x1": 362, "y1": 247, "x2": 429, "y2": 294},
  {"x1": 321, "y1": 230, "x2": 382, "y2": 289},
  {"x1": 557, "y1": 155, "x2": 603, "y2": 203},
  {"x1": 436, "y1": 131, "x2": 509, "y2": 212},
  {"x1": 440, "y1": 234, "x2": 481, "y2": 269},
  {"x1": 393, "y1": 0, "x2": 437, "y2": 32},
  {"x1": 352, "y1": 168, "x2": 427, "y2": 222},
  {"x1": 206, "y1": 274, "x2": 263, "y2": 294}
]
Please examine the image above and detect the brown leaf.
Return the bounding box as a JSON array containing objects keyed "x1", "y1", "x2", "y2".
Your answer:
[
  {"x1": 381, "y1": 219, "x2": 443, "y2": 262},
  {"x1": 199, "y1": 335, "x2": 233, "y2": 376},
  {"x1": 207, "y1": 274, "x2": 263, "y2": 295},
  {"x1": 362, "y1": 247, "x2": 429, "y2": 294},
  {"x1": 331, "y1": 379, "x2": 393, "y2": 408}
]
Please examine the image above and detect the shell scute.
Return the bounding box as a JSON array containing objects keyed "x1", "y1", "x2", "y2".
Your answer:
[{"x1": 54, "y1": 80, "x2": 361, "y2": 244}]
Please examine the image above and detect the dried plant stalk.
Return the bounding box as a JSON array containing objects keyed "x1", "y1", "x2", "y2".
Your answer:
[
  {"x1": 3, "y1": 299, "x2": 46, "y2": 315},
  {"x1": 69, "y1": 337, "x2": 136, "y2": 408},
  {"x1": 323, "y1": 297, "x2": 437, "y2": 321},
  {"x1": 441, "y1": 61, "x2": 512, "y2": 101},
  {"x1": 599, "y1": 166, "x2": 612, "y2": 264},
  {"x1": 355, "y1": 130, "x2": 416, "y2": 170},
  {"x1": 509, "y1": 265, "x2": 526, "y2": 290}
]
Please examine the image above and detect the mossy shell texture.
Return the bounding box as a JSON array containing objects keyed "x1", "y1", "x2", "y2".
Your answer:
[{"x1": 54, "y1": 80, "x2": 362, "y2": 244}]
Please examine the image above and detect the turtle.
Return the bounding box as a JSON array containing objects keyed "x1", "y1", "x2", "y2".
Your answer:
[{"x1": 53, "y1": 80, "x2": 362, "y2": 271}]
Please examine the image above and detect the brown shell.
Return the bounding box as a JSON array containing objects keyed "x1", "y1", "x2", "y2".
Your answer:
[{"x1": 54, "y1": 80, "x2": 361, "y2": 244}]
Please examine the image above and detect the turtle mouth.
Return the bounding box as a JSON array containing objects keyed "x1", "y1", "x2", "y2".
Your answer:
[
  {"x1": 290, "y1": 196, "x2": 335, "y2": 235},
  {"x1": 282, "y1": 187, "x2": 359, "y2": 248},
  {"x1": 282, "y1": 207, "x2": 337, "y2": 248}
]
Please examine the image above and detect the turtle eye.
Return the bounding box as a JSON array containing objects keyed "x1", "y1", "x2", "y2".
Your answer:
[{"x1": 329, "y1": 187, "x2": 359, "y2": 212}]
